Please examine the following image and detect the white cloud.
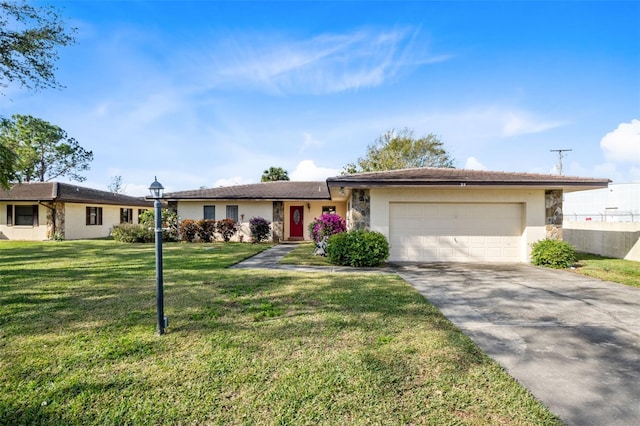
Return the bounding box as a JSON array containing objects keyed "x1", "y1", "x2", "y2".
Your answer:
[
  {"x1": 290, "y1": 160, "x2": 340, "y2": 181},
  {"x1": 600, "y1": 119, "x2": 640, "y2": 164},
  {"x1": 202, "y1": 27, "x2": 447, "y2": 95},
  {"x1": 464, "y1": 157, "x2": 487, "y2": 170},
  {"x1": 502, "y1": 111, "x2": 565, "y2": 137}
]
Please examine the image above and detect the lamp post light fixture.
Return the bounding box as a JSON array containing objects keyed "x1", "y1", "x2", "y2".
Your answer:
[{"x1": 149, "y1": 177, "x2": 167, "y2": 335}]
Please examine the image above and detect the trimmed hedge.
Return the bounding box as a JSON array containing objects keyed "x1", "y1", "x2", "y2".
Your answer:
[
  {"x1": 111, "y1": 223, "x2": 153, "y2": 243},
  {"x1": 327, "y1": 229, "x2": 389, "y2": 267},
  {"x1": 531, "y1": 239, "x2": 576, "y2": 269}
]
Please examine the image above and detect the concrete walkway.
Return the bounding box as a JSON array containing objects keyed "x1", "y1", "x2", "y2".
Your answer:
[
  {"x1": 230, "y1": 244, "x2": 395, "y2": 274},
  {"x1": 232, "y1": 245, "x2": 640, "y2": 425}
]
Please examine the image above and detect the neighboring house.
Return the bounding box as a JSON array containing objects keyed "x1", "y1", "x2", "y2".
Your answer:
[
  {"x1": 0, "y1": 182, "x2": 153, "y2": 240},
  {"x1": 165, "y1": 168, "x2": 609, "y2": 263}
]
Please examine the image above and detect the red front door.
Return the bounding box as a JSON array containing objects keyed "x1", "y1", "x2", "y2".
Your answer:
[{"x1": 290, "y1": 206, "x2": 304, "y2": 239}]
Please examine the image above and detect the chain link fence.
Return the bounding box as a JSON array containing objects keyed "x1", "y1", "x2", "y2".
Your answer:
[{"x1": 565, "y1": 212, "x2": 639, "y2": 223}]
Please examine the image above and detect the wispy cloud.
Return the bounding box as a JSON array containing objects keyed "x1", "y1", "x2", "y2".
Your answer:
[
  {"x1": 199, "y1": 26, "x2": 447, "y2": 95},
  {"x1": 501, "y1": 111, "x2": 565, "y2": 137}
]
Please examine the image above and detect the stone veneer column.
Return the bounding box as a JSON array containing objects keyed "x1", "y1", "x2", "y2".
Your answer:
[
  {"x1": 349, "y1": 189, "x2": 370, "y2": 231},
  {"x1": 272, "y1": 201, "x2": 284, "y2": 242},
  {"x1": 545, "y1": 189, "x2": 563, "y2": 240},
  {"x1": 46, "y1": 202, "x2": 65, "y2": 239}
]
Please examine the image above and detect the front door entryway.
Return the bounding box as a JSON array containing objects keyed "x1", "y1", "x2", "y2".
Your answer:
[{"x1": 289, "y1": 206, "x2": 304, "y2": 239}]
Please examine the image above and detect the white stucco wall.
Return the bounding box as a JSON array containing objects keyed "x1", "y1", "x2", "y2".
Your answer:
[
  {"x1": 369, "y1": 187, "x2": 547, "y2": 262},
  {"x1": 177, "y1": 201, "x2": 274, "y2": 241},
  {"x1": 176, "y1": 200, "x2": 347, "y2": 242},
  {"x1": 564, "y1": 221, "x2": 640, "y2": 261},
  {"x1": 65, "y1": 203, "x2": 147, "y2": 240},
  {"x1": 0, "y1": 202, "x2": 48, "y2": 240},
  {"x1": 0, "y1": 202, "x2": 148, "y2": 240}
]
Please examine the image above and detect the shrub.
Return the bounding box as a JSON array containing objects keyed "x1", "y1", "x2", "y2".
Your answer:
[
  {"x1": 197, "y1": 219, "x2": 217, "y2": 242},
  {"x1": 111, "y1": 223, "x2": 153, "y2": 243},
  {"x1": 308, "y1": 213, "x2": 347, "y2": 242},
  {"x1": 327, "y1": 229, "x2": 389, "y2": 267},
  {"x1": 249, "y1": 216, "x2": 271, "y2": 243},
  {"x1": 216, "y1": 218, "x2": 238, "y2": 242},
  {"x1": 531, "y1": 239, "x2": 576, "y2": 269},
  {"x1": 140, "y1": 209, "x2": 179, "y2": 242},
  {"x1": 179, "y1": 219, "x2": 199, "y2": 242}
]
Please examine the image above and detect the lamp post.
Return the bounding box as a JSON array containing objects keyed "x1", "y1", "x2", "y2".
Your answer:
[{"x1": 149, "y1": 177, "x2": 166, "y2": 335}]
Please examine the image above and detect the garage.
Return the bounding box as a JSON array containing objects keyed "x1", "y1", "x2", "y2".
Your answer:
[{"x1": 389, "y1": 202, "x2": 524, "y2": 262}]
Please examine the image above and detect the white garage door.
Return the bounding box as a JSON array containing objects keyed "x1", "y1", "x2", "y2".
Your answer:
[{"x1": 389, "y1": 203, "x2": 523, "y2": 262}]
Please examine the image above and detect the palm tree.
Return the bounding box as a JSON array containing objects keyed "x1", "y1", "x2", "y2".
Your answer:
[{"x1": 261, "y1": 166, "x2": 289, "y2": 182}]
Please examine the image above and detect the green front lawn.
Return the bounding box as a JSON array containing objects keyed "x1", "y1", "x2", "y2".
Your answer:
[
  {"x1": 0, "y1": 240, "x2": 560, "y2": 425},
  {"x1": 571, "y1": 252, "x2": 640, "y2": 288},
  {"x1": 279, "y1": 242, "x2": 333, "y2": 266}
]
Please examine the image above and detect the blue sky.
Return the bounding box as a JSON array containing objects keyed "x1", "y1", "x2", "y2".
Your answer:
[{"x1": 3, "y1": 0, "x2": 639, "y2": 195}]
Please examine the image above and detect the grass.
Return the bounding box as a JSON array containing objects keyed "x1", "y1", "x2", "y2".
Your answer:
[
  {"x1": 279, "y1": 242, "x2": 334, "y2": 266},
  {"x1": 571, "y1": 252, "x2": 640, "y2": 288},
  {"x1": 0, "y1": 240, "x2": 561, "y2": 425}
]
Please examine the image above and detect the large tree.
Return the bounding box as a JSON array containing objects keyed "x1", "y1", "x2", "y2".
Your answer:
[
  {"x1": 0, "y1": 1, "x2": 76, "y2": 188},
  {"x1": 0, "y1": 114, "x2": 93, "y2": 182},
  {"x1": 0, "y1": 1, "x2": 76, "y2": 92},
  {"x1": 343, "y1": 127, "x2": 455, "y2": 174},
  {"x1": 0, "y1": 138, "x2": 18, "y2": 188},
  {"x1": 261, "y1": 166, "x2": 290, "y2": 182}
]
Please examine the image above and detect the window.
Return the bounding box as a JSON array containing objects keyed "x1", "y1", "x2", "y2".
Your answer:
[
  {"x1": 86, "y1": 207, "x2": 103, "y2": 226},
  {"x1": 203, "y1": 205, "x2": 215, "y2": 220},
  {"x1": 120, "y1": 208, "x2": 133, "y2": 224},
  {"x1": 8, "y1": 205, "x2": 38, "y2": 226},
  {"x1": 322, "y1": 206, "x2": 336, "y2": 214},
  {"x1": 226, "y1": 205, "x2": 238, "y2": 222}
]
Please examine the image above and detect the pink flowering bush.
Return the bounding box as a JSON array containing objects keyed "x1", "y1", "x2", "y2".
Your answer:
[{"x1": 308, "y1": 213, "x2": 346, "y2": 242}]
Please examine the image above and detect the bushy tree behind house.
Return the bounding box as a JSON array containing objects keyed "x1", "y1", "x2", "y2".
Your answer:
[
  {"x1": 249, "y1": 216, "x2": 271, "y2": 243},
  {"x1": 0, "y1": 114, "x2": 93, "y2": 182},
  {"x1": 308, "y1": 213, "x2": 347, "y2": 242},
  {"x1": 531, "y1": 239, "x2": 577, "y2": 269},
  {"x1": 343, "y1": 127, "x2": 455, "y2": 174}
]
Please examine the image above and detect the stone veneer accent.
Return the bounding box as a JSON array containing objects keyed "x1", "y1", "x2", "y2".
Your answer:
[
  {"x1": 348, "y1": 189, "x2": 370, "y2": 231},
  {"x1": 46, "y1": 202, "x2": 65, "y2": 239},
  {"x1": 545, "y1": 189, "x2": 563, "y2": 240},
  {"x1": 272, "y1": 201, "x2": 284, "y2": 242}
]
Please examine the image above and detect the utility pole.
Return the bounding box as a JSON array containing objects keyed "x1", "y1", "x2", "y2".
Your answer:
[{"x1": 550, "y1": 149, "x2": 572, "y2": 175}]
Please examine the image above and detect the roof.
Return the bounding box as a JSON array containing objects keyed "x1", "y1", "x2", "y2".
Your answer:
[
  {"x1": 0, "y1": 182, "x2": 153, "y2": 207},
  {"x1": 164, "y1": 181, "x2": 331, "y2": 200},
  {"x1": 326, "y1": 168, "x2": 611, "y2": 190}
]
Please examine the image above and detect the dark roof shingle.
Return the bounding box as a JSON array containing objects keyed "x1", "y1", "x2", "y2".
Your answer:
[
  {"x1": 0, "y1": 182, "x2": 152, "y2": 207},
  {"x1": 165, "y1": 181, "x2": 330, "y2": 200},
  {"x1": 327, "y1": 167, "x2": 610, "y2": 189}
]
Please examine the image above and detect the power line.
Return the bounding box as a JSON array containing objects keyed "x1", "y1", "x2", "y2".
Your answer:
[{"x1": 550, "y1": 149, "x2": 572, "y2": 175}]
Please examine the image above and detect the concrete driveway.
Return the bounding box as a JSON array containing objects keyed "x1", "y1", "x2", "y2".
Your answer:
[{"x1": 394, "y1": 262, "x2": 640, "y2": 426}]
